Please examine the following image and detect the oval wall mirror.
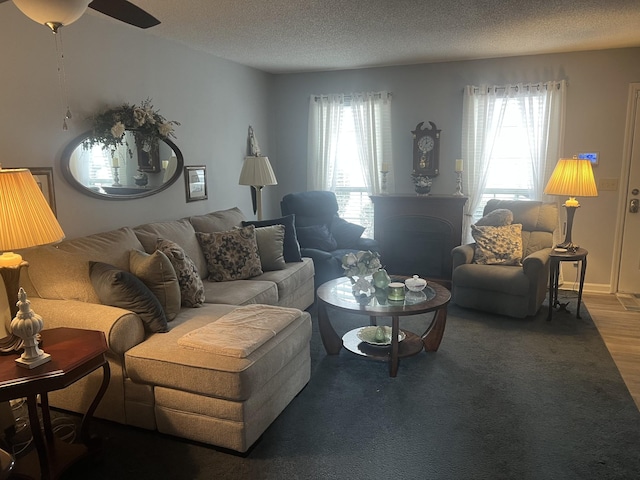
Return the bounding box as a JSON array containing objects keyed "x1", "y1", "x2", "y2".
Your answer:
[{"x1": 61, "y1": 130, "x2": 184, "y2": 200}]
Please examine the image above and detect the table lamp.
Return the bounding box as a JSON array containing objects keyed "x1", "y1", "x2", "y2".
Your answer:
[
  {"x1": 0, "y1": 168, "x2": 65, "y2": 367},
  {"x1": 239, "y1": 156, "x2": 278, "y2": 221},
  {"x1": 543, "y1": 156, "x2": 598, "y2": 250}
]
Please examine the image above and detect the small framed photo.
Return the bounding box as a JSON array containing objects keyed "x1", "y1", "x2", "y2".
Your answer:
[
  {"x1": 184, "y1": 165, "x2": 208, "y2": 202},
  {"x1": 27, "y1": 167, "x2": 57, "y2": 216}
]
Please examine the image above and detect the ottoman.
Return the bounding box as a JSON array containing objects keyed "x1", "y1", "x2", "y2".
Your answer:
[{"x1": 124, "y1": 304, "x2": 312, "y2": 452}]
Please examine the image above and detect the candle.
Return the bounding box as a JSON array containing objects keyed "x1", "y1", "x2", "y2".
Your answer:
[
  {"x1": 112, "y1": 157, "x2": 119, "y2": 168},
  {"x1": 455, "y1": 159, "x2": 463, "y2": 172},
  {"x1": 381, "y1": 162, "x2": 390, "y2": 172}
]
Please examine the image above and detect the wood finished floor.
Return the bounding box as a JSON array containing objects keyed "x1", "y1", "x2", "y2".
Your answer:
[{"x1": 582, "y1": 292, "x2": 640, "y2": 410}]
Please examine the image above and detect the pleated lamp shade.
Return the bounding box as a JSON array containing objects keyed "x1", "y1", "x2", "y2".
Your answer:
[
  {"x1": 544, "y1": 157, "x2": 598, "y2": 205},
  {"x1": 0, "y1": 169, "x2": 65, "y2": 266},
  {"x1": 239, "y1": 156, "x2": 278, "y2": 187}
]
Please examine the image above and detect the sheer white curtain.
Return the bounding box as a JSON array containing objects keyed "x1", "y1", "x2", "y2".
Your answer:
[
  {"x1": 308, "y1": 91, "x2": 392, "y2": 193},
  {"x1": 461, "y1": 85, "x2": 509, "y2": 241},
  {"x1": 461, "y1": 81, "x2": 566, "y2": 242},
  {"x1": 515, "y1": 81, "x2": 566, "y2": 200},
  {"x1": 307, "y1": 94, "x2": 344, "y2": 190},
  {"x1": 351, "y1": 91, "x2": 392, "y2": 194}
]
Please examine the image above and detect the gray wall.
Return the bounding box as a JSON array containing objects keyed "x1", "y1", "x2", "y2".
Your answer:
[
  {"x1": 3, "y1": 3, "x2": 639, "y2": 291},
  {"x1": 1, "y1": 7, "x2": 273, "y2": 239},
  {"x1": 272, "y1": 48, "x2": 640, "y2": 290}
]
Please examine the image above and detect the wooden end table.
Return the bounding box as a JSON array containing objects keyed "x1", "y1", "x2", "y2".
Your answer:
[
  {"x1": 547, "y1": 247, "x2": 588, "y2": 321},
  {"x1": 317, "y1": 276, "x2": 451, "y2": 377},
  {"x1": 0, "y1": 327, "x2": 110, "y2": 480}
]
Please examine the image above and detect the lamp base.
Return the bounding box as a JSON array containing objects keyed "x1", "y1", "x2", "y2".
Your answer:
[
  {"x1": 555, "y1": 241, "x2": 580, "y2": 252},
  {"x1": 15, "y1": 351, "x2": 50, "y2": 369}
]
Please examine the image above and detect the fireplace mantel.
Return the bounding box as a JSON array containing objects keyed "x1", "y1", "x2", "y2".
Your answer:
[{"x1": 370, "y1": 194, "x2": 468, "y2": 285}]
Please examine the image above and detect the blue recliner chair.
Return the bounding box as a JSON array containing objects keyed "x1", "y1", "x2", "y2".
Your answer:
[{"x1": 281, "y1": 191, "x2": 379, "y2": 288}]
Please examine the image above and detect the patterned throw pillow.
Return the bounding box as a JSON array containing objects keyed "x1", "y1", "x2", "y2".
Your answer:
[
  {"x1": 156, "y1": 238, "x2": 205, "y2": 307},
  {"x1": 195, "y1": 225, "x2": 263, "y2": 282},
  {"x1": 471, "y1": 224, "x2": 523, "y2": 265}
]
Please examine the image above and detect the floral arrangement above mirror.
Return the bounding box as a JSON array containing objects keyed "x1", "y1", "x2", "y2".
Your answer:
[{"x1": 84, "y1": 99, "x2": 180, "y2": 153}]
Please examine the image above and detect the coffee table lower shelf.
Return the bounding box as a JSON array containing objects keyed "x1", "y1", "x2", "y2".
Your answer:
[{"x1": 342, "y1": 329, "x2": 424, "y2": 361}]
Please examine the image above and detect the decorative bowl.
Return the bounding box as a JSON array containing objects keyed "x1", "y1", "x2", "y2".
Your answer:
[{"x1": 405, "y1": 275, "x2": 427, "y2": 292}]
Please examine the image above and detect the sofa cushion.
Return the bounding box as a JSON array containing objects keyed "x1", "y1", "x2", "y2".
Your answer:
[
  {"x1": 202, "y1": 280, "x2": 278, "y2": 306},
  {"x1": 472, "y1": 224, "x2": 523, "y2": 265},
  {"x1": 254, "y1": 225, "x2": 286, "y2": 271},
  {"x1": 329, "y1": 216, "x2": 365, "y2": 249},
  {"x1": 134, "y1": 219, "x2": 208, "y2": 279},
  {"x1": 124, "y1": 303, "x2": 312, "y2": 402},
  {"x1": 19, "y1": 227, "x2": 145, "y2": 304},
  {"x1": 242, "y1": 215, "x2": 302, "y2": 263},
  {"x1": 296, "y1": 224, "x2": 337, "y2": 251},
  {"x1": 250, "y1": 257, "x2": 314, "y2": 304},
  {"x1": 156, "y1": 239, "x2": 205, "y2": 307},
  {"x1": 177, "y1": 305, "x2": 303, "y2": 358},
  {"x1": 89, "y1": 261, "x2": 168, "y2": 333},
  {"x1": 196, "y1": 226, "x2": 263, "y2": 282},
  {"x1": 129, "y1": 250, "x2": 181, "y2": 321},
  {"x1": 188, "y1": 207, "x2": 246, "y2": 234}
]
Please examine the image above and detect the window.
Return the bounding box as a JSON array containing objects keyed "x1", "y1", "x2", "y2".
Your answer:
[
  {"x1": 333, "y1": 106, "x2": 374, "y2": 237},
  {"x1": 461, "y1": 82, "x2": 566, "y2": 240},
  {"x1": 307, "y1": 91, "x2": 392, "y2": 240},
  {"x1": 472, "y1": 99, "x2": 535, "y2": 221}
]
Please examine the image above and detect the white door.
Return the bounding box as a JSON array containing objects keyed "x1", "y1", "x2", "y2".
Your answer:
[{"x1": 618, "y1": 86, "x2": 640, "y2": 294}]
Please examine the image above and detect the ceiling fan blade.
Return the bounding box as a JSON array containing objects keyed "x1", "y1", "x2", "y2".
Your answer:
[{"x1": 88, "y1": 0, "x2": 160, "y2": 29}]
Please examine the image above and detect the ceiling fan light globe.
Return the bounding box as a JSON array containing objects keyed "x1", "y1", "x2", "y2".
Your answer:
[{"x1": 12, "y1": 0, "x2": 91, "y2": 27}]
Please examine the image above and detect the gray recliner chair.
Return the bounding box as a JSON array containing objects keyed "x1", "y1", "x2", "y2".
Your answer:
[{"x1": 451, "y1": 199, "x2": 558, "y2": 318}]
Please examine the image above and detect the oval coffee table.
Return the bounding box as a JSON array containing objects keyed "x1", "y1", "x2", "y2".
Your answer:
[{"x1": 316, "y1": 276, "x2": 451, "y2": 377}]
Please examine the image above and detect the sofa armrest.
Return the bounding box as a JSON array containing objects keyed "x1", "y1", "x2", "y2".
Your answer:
[
  {"x1": 451, "y1": 244, "x2": 475, "y2": 269},
  {"x1": 522, "y1": 248, "x2": 551, "y2": 277},
  {"x1": 30, "y1": 298, "x2": 146, "y2": 356}
]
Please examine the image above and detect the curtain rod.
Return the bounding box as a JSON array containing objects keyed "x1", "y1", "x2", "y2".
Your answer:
[
  {"x1": 312, "y1": 92, "x2": 392, "y2": 101},
  {"x1": 471, "y1": 82, "x2": 563, "y2": 94}
]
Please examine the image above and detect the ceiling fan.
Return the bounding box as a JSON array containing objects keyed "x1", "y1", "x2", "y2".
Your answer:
[{"x1": 1, "y1": 0, "x2": 160, "y2": 33}]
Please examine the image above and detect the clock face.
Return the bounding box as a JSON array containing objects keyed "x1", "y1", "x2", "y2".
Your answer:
[{"x1": 418, "y1": 135, "x2": 434, "y2": 153}]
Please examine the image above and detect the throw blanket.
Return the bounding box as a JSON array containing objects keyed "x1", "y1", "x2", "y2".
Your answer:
[{"x1": 177, "y1": 305, "x2": 301, "y2": 358}]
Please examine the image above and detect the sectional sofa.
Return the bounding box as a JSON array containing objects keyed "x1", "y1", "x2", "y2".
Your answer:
[{"x1": 17, "y1": 207, "x2": 315, "y2": 452}]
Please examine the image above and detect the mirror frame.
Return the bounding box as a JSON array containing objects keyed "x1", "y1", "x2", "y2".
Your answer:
[{"x1": 61, "y1": 130, "x2": 184, "y2": 200}]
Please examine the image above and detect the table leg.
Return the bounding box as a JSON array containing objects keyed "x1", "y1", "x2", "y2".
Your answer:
[
  {"x1": 318, "y1": 301, "x2": 342, "y2": 355},
  {"x1": 40, "y1": 393, "x2": 53, "y2": 443},
  {"x1": 547, "y1": 260, "x2": 557, "y2": 321},
  {"x1": 390, "y1": 316, "x2": 400, "y2": 377},
  {"x1": 26, "y1": 394, "x2": 49, "y2": 480},
  {"x1": 80, "y1": 362, "x2": 111, "y2": 448},
  {"x1": 422, "y1": 307, "x2": 448, "y2": 352},
  {"x1": 576, "y1": 256, "x2": 587, "y2": 319}
]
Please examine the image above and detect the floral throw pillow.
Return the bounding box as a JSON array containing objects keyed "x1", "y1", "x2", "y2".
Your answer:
[
  {"x1": 156, "y1": 238, "x2": 205, "y2": 307},
  {"x1": 195, "y1": 225, "x2": 263, "y2": 282},
  {"x1": 471, "y1": 224, "x2": 523, "y2": 265}
]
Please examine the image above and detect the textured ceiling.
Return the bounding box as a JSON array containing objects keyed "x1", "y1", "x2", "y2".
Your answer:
[{"x1": 76, "y1": 0, "x2": 640, "y2": 73}]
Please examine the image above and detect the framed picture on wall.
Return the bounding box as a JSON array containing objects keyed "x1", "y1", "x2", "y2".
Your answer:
[
  {"x1": 184, "y1": 165, "x2": 208, "y2": 202},
  {"x1": 27, "y1": 167, "x2": 57, "y2": 216}
]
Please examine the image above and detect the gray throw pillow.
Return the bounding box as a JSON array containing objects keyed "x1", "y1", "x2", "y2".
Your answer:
[
  {"x1": 242, "y1": 215, "x2": 302, "y2": 262},
  {"x1": 129, "y1": 249, "x2": 181, "y2": 321},
  {"x1": 89, "y1": 261, "x2": 168, "y2": 333},
  {"x1": 156, "y1": 238, "x2": 205, "y2": 307},
  {"x1": 475, "y1": 209, "x2": 514, "y2": 227},
  {"x1": 254, "y1": 225, "x2": 286, "y2": 271},
  {"x1": 296, "y1": 224, "x2": 338, "y2": 251}
]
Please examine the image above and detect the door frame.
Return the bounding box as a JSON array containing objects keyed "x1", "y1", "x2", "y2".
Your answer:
[{"x1": 611, "y1": 82, "x2": 640, "y2": 293}]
